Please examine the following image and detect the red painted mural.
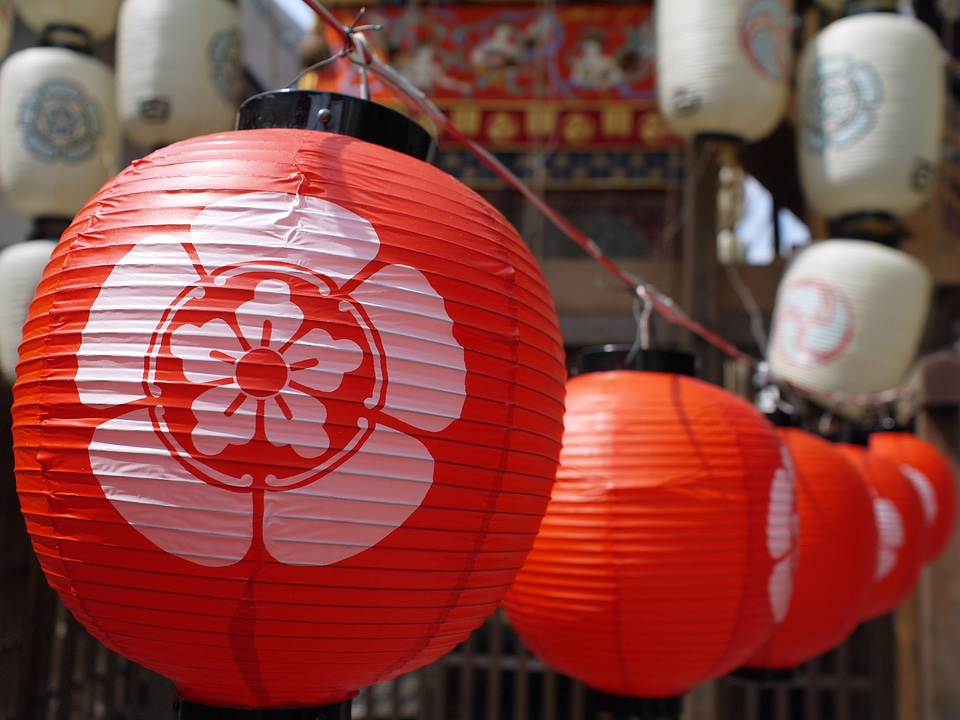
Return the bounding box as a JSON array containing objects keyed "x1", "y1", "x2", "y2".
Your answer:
[{"x1": 302, "y1": 4, "x2": 683, "y2": 149}]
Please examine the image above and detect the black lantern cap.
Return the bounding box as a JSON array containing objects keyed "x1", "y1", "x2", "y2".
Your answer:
[
  {"x1": 730, "y1": 664, "x2": 805, "y2": 684},
  {"x1": 178, "y1": 699, "x2": 350, "y2": 720},
  {"x1": 576, "y1": 344, "x2": 698, "y2": 377},
  {"x1": 828, "y1": 212, "x2": 906, "y2": 247},
  {"x1": 236, "y1": 90, "x2": 437, "y2": 164},
  {"x1": 587, "y1": 690, "x2": 683, "y2": 720},
  {"x1": 29, "y1": 216, "x2": 72, "y2": 242},
  {"x1": 765, "y1": 407, "x2": 802, "y2": 428},
  {"x1": 843, "y1": 0, "x2": 901, "y2": 14},
  {"x1": 39, "y1": 24, "x2": 93, "y2": 53}
]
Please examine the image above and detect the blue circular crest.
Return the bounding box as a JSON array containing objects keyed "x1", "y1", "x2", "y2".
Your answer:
[
  {"x1": 17, "y1": 78, "x2": 101, "y2": 163},
  {"x1": 803, "y1": 55, "x2": 883, "y2": 155},
  {"x1": 209, "y1": 27, "x2": 241, "y2": 104}
]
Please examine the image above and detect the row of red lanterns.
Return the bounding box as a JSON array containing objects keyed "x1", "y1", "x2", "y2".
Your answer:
[
  {"x1": 645, "y1": 4, "x2": 952, "y2": 709},
  {"x1": 6, "y1": 3, "x2": 957, "y2": 718},
  {"x1": 16, "y1": 239, "x2": 956, "y2": 715},
  {"x1": 504, "y1": 346, "x2": 956, "y2": 717}
]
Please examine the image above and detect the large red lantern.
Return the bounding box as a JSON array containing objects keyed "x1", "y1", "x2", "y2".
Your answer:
[
  {"x1": 869, "y1": 431, "x2": 958, "y2": 563},
  {"x1": 502, "y1": 349, "x2": 797, "y2": 711},
  {"x1": 13, "y1": 90, "x2": 567, "y2": 711},
  {"x1": 837, "y1": 443, "x2": 927, "y2": 621},
  {"x1": 743, "y1": 427, "x2": 877, "y2": 671}
]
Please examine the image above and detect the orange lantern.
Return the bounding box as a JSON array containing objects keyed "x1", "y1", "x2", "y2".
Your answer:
[
  {"x1": 13, "y1": 90, "x2": 567, "y2": 712},
  {"x1": 503, "y1": 348, "x2": 797, "y2": 713},
  {"x1": 869, "y1": 431, "x2": 958, "y2": 563},
  {"x1": 743, "y1": 427, "x2": 877, "y2": 672},
  {"x1": 837, "y1": 443, "x2": 927, "y2": 620}
]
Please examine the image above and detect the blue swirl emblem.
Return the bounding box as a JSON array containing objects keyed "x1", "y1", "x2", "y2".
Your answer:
[
  {"x1": 738, "y1": 0, "x2": 792, "y2": 81},
  {"x1": 803, "y1": 55, "x2": 883, "y2": 155},
  {"x1": 17, "y1": 79, "x2": 101, "y2": 163},
  {"x1": 209, "y1": 27, "x2": 241, "y2": 104}
]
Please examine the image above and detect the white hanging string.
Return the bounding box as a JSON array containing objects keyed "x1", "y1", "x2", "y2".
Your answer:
[
  {"x1": 723, "y1": 262, "x2": 769, "y2": 351},
  {"x1": 625, "y1": 286, "x2": 654, "y2": 367}
]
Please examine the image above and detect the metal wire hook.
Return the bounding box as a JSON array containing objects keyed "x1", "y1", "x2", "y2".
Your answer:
[{"x1": 625, "y1": 285, "x2": 653, "y2": 366}]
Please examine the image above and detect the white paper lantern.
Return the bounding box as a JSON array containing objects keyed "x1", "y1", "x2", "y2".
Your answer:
[
  {"x1": 0, "y1": 47, "x2": 121, "y2": 219},
  {"x1": 656, "y1": 0, "x2": 794, "y2": 142},
  {"x1": 14, "y1": 0, "x2": 122, "y2": 42},
  {"x1": 797, "y1": 13, "x2": 944, "y2": 223},
  {"x1": 116, "y1": 0, "x2": 242, "y2": 149},
  {"x1": 0, "y1": 239, "x2": 55, "y2": 386},
  {"x1": 766, "y1": 239, "x2": 931, "y2": 397}
]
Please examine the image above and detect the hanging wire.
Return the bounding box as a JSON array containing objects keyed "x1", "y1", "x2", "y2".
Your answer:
[
  {"x1": 288, "y1": 47, "x2": 350, "y2": 89},
  {"x1": 625, "y1": 287, "x2": 654, "y2": 367},
  {"x1": 297, "y1": 0, "x2": 917, "y2": 415},
  {"x1": 723, "y1": 263, "x2": 769, "y2": 351},
  {"x1": 817, "y1": 407, "x2": 836, "y2": 438}
]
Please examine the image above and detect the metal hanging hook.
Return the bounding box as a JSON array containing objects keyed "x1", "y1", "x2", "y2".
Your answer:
[{"x1": 625, "y1": 285, "x2": 653, "y2": 367}]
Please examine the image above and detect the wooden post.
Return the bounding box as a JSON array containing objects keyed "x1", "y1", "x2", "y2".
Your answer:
[
  {"x1": 907, "y1": 349, "x2": 960, "y2": 720},
  {"x1": 681, "y1": 136, "x2": 724, "y2": 386}
]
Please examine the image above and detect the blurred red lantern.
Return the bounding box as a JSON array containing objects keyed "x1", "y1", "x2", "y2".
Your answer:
[
  {"x1": 837, "y1": 443, "x2": 927, "y2": 621},
  {"x1": 13, "y1": 91, "x2": 567, "y2": 711},
  {"x1": 503, "y1": 349, "x2": 797, "y2": 709},
  {"x1": 743, "y1": 427, "x2": 877, "y2": 671},
  {"x1": 869, "y1": 431, "x2": 958, "y2": 563}
]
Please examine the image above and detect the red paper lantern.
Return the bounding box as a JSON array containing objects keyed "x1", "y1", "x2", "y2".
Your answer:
[
  {"x1": 744, "y1": 427, "x2": 877, "y2": 670},
  {"x1": 869, "y1": 431, "x2": 958, "y2": 563},
  {"x1": 13, "y1": 91, "x2": 567, "y2": 710},
  {"x1": 502, "y1": 359, "x2": 797, "y2": 701},
  {"x1": 836, "y1": 443, "x2": 927, "y2": 621}
]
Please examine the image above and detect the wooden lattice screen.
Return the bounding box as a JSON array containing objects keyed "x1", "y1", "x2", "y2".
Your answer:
[{"x1": 0, "y1": 593, "x2": 899, "y2": 720}]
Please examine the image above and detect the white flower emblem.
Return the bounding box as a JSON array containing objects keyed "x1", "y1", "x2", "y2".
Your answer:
[
  {"x1": 767, "y1": 444, "x2": 798, "y2": 623},
  {"x1": 168, "y1": 279, "x2": 365, "y2": 463},
  {"x1": 803, "y1": 55, "x2": 883, "y2": 154},
  {"x1": 874, "y1": 497, "x2": 905, "y2": 579},
  {"x1": 899, "y1": 464, "x2": 938, "y2": 526},
  {"x1": 75, "y1": 191, "x2": 467, "y2": 567}
]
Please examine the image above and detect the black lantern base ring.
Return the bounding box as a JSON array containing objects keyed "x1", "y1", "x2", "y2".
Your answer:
[
  {"x1": 576, "y1": 343, "x2": 697, "y2": 377},
  {"x1": 178, "y1": 699, "x2": 351, "y2": 720},
  {"x1": 586, "y1": 689, "x2": 684, "y2": 720},
  {"x1": 730, "y1": 664, "x2": 806, "y2": 684}
]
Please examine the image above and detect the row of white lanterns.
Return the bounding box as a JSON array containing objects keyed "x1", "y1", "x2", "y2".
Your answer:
[
  {"x1": 0, "y1": 0, "x2": 243, "y2": 386},
  {"x1": 0, "y1": 0, "x2": 944, "y2": 406},
  {"x1": 656, "y1": 0, "x2": 944, "y2": 406}
]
